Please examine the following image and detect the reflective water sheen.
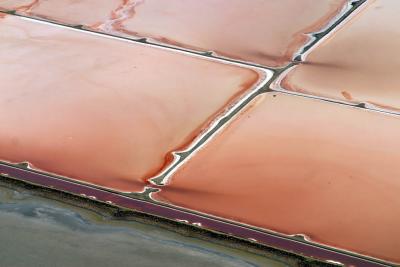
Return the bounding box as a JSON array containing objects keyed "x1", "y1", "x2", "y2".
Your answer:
[
  {"x1": 0, "y1": 183, "x2": 289, "y2": 267},
  {"x1": 1, "y1": 1, "x2": 398, "y2": 265}
]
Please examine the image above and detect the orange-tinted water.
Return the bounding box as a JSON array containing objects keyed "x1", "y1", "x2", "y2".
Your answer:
[
  {"x1": 0, "y1": 0, "x2": 347, "y2": 67},
  {"x1": 0, "y1": 15, "x2": 262, "y2": 192},
  {"x1": 281, "y1": 0, "x2": 400, "y2": 112},
  {"x1": 156, "y1": 93, "x2": 400, "y2": 264}
]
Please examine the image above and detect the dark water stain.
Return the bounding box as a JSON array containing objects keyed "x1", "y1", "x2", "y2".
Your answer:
[{"x1": 0, "y1": 183, "x2": 289, "y2": 267}]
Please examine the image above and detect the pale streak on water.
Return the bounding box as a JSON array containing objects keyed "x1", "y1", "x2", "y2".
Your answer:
[{"x1": 0, "y1": 184, "x2": 289, "y2": 267}]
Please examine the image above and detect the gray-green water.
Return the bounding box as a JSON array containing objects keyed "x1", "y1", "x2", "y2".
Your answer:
[{"x1": 0, "y1": 183, "x2": 290, "y2": 267}]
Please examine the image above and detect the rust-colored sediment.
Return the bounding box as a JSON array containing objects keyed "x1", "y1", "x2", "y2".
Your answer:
[
  {"x1": 156, "y1": 93, "x2": 400, "y2": 264},
  {"x1": 0, "y1": 0, "x2": 348, "y2": 67},
  {"x1": 0, "y1": 15, "x2": 261, "y2": 192},
  {"x1": 1, "y1": 0, "x2": 122, "y2": 26},
  {"x1": 111, "y1": 0, "x2": 348, "y2": 67},
  {"x1": 91, "y1": 0, "x2": 142, "y2": 33},
  {"x1": 14, "y1": 0, "x2": 39, "y2": 11},
  {"x1": 0, "y1": 0, "x2": 37, "y2": 11},
  {"x1": 282, "y1": 0, "x2": 400, "y2": 112}
]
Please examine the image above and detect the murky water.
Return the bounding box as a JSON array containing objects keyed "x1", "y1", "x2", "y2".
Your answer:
[
  {"x1": 0, "y1": 1, "x2": 395, "y2": 266},
  {"x1": 0, "y1": 182, "x2": 289, "y2": 267}
]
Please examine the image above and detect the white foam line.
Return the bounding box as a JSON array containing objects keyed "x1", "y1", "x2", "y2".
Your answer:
[
  {"x1": 147, "y1": 191, "x2": 393, "y2": 266},
  {"x1": 293, "y1": 0, "x2": 368, "y2": 62}
]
